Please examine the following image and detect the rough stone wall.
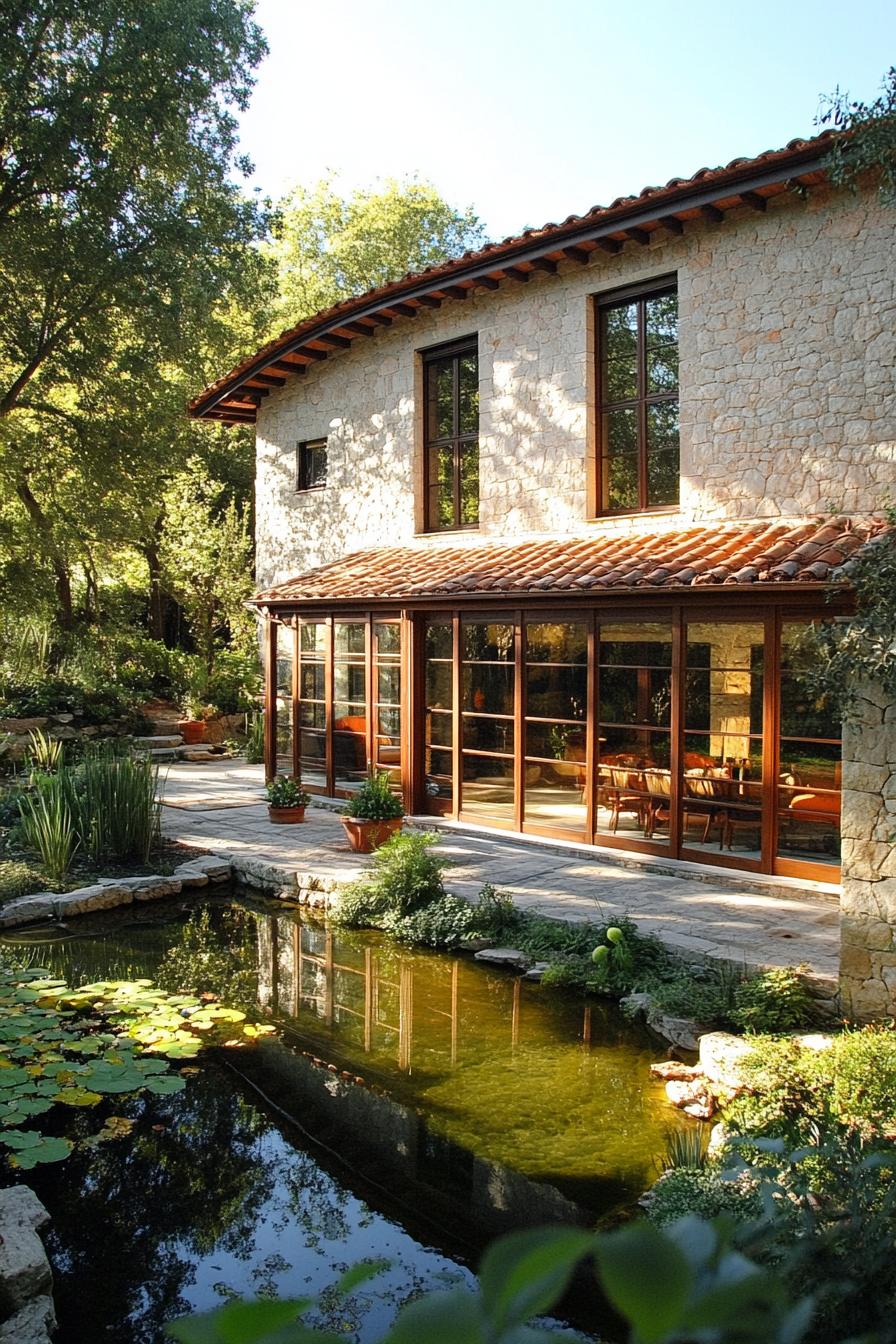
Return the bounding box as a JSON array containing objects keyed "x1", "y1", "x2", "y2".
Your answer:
[
  {"x1": 839, "y1": 682, "x2": 896, "y2": 1019},
  {"x1": 255, "y1": 185, "x2": 896, "y2": 592}
]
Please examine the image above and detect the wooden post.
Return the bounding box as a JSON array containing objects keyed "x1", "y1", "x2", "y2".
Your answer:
[
  {"x1": 264, "y1": 617, "x2": 278, "y2": 782},
  {"x1": 364, "y1": 947, "x2": 373, "y2": 1053}
]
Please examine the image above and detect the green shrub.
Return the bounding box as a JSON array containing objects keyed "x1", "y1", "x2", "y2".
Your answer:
[
  {"x1": 265, "y1": 776, "x2": 310, "y2": 808},
  {"x1": 0, "y1": 858, "x2": 56, "y2": 903},
  {"x1": 205, "y1": 650, "x2": 261, "y2": 714},
  {"x1": 342, "y1": 769, "x2": 404, "y2": 821},
  {"x1": 0, "y1": 677, "x2": 139, "y2": 724},
  {"x1": 364, "y1": 830, "x2": 445, "y2": 916},
  {"x1": 730, "y1": 966, "x2": 816, "y2": 1033},
  {"x1": 383, "y1": 894, "x2": 479, "y2": 947},
  {"x1": 648, "y1": 1166, "x2": 764, "y2": 1227}
]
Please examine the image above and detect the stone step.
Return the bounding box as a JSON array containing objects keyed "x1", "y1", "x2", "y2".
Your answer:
[
  {"x1": 133, "y1": 734, "x2": 183, "y2": 749},
  {"x1": 138, "y1": 747, "x2": 181, "y2": 762}
]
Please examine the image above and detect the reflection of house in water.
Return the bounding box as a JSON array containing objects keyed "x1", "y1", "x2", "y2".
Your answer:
[{"x1": 250, "y1": 909, "x2": 675, "y2": 1247}]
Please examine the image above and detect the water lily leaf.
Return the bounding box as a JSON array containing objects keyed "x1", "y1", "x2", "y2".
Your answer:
[
  {"x1": 0, "y1": 1098, "x2": 53, "y2": 1121},
  {"x1": 9, "y1": 1136, "x2": 73, "y2": 1168},
  {"x1": 0, "y1": 1068, "x2": 31, "y2": 1089},
  {"x1": 54, "y1": 1087, "x2": 102, "y2": 1107},
  {"x1": 2, "y1": 1128, "x2": 42, "y2": 1149},
  {"x1": 144, "y1": 1075, "x2": 186, "y2": 1096}
]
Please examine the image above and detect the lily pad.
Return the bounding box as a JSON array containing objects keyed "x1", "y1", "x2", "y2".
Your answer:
[
  {"x1": 9, "y1": 1136, "x2": 74, "y2": 1168},
  {"x1": 53, "y1": 1087, "x2": 103, "y2": 1107},
  {"x1": 143, "y1": 1075, "x2": 187, "y2": 1096}
]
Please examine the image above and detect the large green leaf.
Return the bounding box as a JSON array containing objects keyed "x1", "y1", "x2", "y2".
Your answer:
[
  {"x1": 594, "y1": 1221, "x2": 692, "y2": 1344},
  {"x1": 479, "y1": 1226, "x2": 594, "y2": 1333}
]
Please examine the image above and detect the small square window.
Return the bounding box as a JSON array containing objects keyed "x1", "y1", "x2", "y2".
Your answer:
[{"x1": 297, "y1": 438, "x2": 328, "y2": 491}]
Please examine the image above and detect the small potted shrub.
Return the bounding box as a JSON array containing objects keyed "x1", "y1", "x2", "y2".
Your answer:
[
  {"x1": 266, "y1": 775, "x2": 311, "y2": 823},
  {"x1": 340, "y1": 769, "x2": 404, "y2": 853},
  {"x1": 178, "y1": 691, "x2": 208, "y2": 745}
]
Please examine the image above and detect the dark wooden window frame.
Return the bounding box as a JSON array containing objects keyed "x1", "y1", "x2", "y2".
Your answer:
[
  {"x1": 422, "y1": 335, "x2": 479, "y2": 533},
  {"x1": 595, "y1": 276, "x2": 679, "y2": 517},
  {"x1": 296, "y1": 437, "x2": 328, "y2": 492}
]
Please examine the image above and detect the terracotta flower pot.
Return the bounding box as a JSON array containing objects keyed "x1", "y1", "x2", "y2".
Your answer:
[
  {"x1": 340, "y1": 816, "x2": 402, "y2": 853},
  {"x1": 268, "y1": 804, "x2": 306, "y2": 824},
  {"x1": 178, "y1": 719, "x2": 206, "y2": 745}
]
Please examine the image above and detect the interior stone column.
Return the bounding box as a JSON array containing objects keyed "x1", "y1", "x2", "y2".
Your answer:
[{"x1": 839, "y1": 681, "x2": 896, "y2": 1020}]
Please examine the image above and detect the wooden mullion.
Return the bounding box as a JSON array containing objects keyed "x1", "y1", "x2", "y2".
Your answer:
[
  {"x1": 763, "y1": 609, "x2": 781, "y2": 873},
  {"x1": 365, "y1": 614, "x2": 375, "y2": 775},
  {"x1": 324, "y1": 616, "x2": 334, "y2": 797},
  {"x1": 263, "y1": 618, "x2": 277, "y2": 783},
  {"x1": 291, "y1": 621, "x2": 300, "y2": 781},
  {"x1": 453, "y1": 352, "x2": 462, "y2": 529},
  {"x1": 514, "y1": 611, "x2": 525, "y2": 831},
  {"x1": 585, "y1": 611, "x2": 597, "y2": 840},
  {"x1": 451, "y1": 612, "x2": 461, "y2": 819},
  {"x1": 669, "y1": 607, "x2": 684, "y2": 858},
  {"x1": 637, "y1": 296, "x2": 648, "y2": 510}
]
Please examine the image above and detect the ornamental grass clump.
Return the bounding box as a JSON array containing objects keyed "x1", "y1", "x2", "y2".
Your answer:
[
  {"x1": 73, "y1": 747, "x2": 160, "y2": 864},
  {"x1": 17, "y1": 772, "x2": 78, "y2": 882}
]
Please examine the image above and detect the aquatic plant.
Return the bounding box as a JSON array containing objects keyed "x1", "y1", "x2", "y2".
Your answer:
[
  {"x1": 72, "y1": 745, "x2": 161, "y2": 864},
  {"x1": 26, "y1": 726, "x2": 64, "y2": 773},
  {"x1": 0, "y1": 963, "x2": 275, "y2": 1169},
  {"x1": 17, "y1": 771, "x2": 79, "y2": 880}
]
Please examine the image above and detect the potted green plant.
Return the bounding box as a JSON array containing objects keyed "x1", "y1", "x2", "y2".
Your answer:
[
  {"x1": 340, "y1": 769, "x2": 404, "y2": 852},
  {"x1": 266, "y1": 775, "x2": 311, "y2": 823},
  {"x1": 178, "y1": 689, "x2": 208, "y2": 745}
]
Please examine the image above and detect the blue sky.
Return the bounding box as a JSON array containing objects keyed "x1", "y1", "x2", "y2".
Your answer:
[{"x1": 237, "y1": 0, "x2": 895, "y2": 240}]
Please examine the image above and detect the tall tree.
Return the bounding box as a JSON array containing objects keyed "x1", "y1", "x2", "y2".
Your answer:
[
  {"x1": 820, "y1": 67, "x2": 896, "y2": 204},
  {"x1": 267, "y1": 175, "x2": 487, "y2": 329},
  {"x1": 0, "y1": 0, "x2": 268, "y2": 627}
]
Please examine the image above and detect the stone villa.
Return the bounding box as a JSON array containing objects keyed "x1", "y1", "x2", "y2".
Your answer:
[{"x1": 190, "y1": 132, "x2": 895, "y2": 1016}]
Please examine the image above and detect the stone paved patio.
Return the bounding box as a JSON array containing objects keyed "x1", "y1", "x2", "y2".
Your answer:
[{"x1": 160, "y1": 760, "x2": 841, "y2": 986}]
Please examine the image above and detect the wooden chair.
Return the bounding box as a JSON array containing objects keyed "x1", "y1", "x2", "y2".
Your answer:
[
  {"x1": 603, "y1": 765, "x2": 645, "y2": 833},
  {"x1": 720, "y1": 779, "x2": 763, "y2": 851}
]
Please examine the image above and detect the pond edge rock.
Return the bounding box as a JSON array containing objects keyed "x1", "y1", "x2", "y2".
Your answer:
[{"x1": 0, "y1": 1186, "x2": 55, "y2": 1344}]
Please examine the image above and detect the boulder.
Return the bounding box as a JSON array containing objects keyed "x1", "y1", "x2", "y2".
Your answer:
[
  {"x1": 649, "y1": 1060, "x2": 703, "y2": 1081},
  {"x1": 0, "y1": 1187, "x2": 52, "y2": 1319},
  {"x1": 0, "y1": 895, "x2": 57, "y2": 928},
  {"x1": 99, "y1": 875, "x2": 181, "y2": 901},
  {"x1": 230, "y1": 856, "x2": 298, "y2": 892},
  {"x1": 0, "y1": 718, "x2": 47, "y2": 734},
  {"x1": 647, "y1": 1006, "x2": 703, "y2": 1052},
  {"x1": 172, "y1": 864, "x2": 210, "y2": 889},
  {"x1": 186, "y1": 854, "x2": 232, "y2": 882},
  {"x1": 665, "y1": 1078, "x2": 715, "y2": 1120},
  {"x1": 0, "y1": 1296, "x2": 56, "y2": 1344},
  {"x1": 698, "y1": 1032, "x2": 756, "y2": 1090},
  {"x1": 522, "y1": 961, "x2": 553, "y2": 982},
  {"x1": 54, "y1": 884, "x2": 132, "y2": 917},
  {"x1": 620, "y1": 991, "x2": 652, "y2": 1019},
  {"x1": 473, "y1": 948, "x2": 530, "y2": 970}
]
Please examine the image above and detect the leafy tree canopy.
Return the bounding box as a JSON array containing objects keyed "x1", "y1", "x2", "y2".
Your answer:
[
  {"x1": 266, "y1": 175, "x2": 487, "y2": 330},
  {"x1": 820, "y1": 66, "x2": 896, "y2": 204}
]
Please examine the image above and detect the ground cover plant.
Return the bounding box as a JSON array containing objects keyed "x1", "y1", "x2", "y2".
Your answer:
[
  {"x1": 0, "y1": 959, "x2": 274, "y2": 1170},
  {"x1": 330, "y1": 831, "x2": 815, "y2": 1027}
]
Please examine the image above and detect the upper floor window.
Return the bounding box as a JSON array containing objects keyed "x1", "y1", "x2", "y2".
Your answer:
[
  {"x1": 423, "y1": 337, "x2": 479, "y2": 531},
  {"x1": 596, "y1": 280, "x2": 679, "y2": 514},
  {"x1": 297, "y1": 437, "x2": 328, "y2": 491}
]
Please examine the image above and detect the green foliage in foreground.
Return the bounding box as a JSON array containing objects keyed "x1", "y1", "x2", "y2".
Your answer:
[
  {"x1": 725, "y1": 1027, "x2": 896, "y2": 1149},
  {"x1": 0, "y1": 960, "x2": 274, "y2": 1170},
  {"x1": 168, "y1": 1213, "x2": 843, "y2": 1344},
  {"x1": 341, "y1": 770, "x2": 405, "y2": 822}
]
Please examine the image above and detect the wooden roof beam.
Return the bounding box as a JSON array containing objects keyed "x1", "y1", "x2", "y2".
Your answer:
[
  {"x1": 527, "y1": 257, "x2": 558, "y2": 273},
  {"x1": 388, "y1": 302, "x2": 419, "y2": 317},
  {"x1": 658, "y1": 215, "x2": 684, "y2": 235},
  {"x1": 592, "y1": 238, "x2": 622, "y2": 255},
  {"x1": 416, "y1": 294, "x2": 442, "y2": 308},
  {"x1": 313, "y1": 333, "x2": 351, "y2": 350},
  {"x1": 270, "y1": 360, "x2": 306, "y2": 376},
  {"x1": 364, "y1": 312, "x2": 393, "y2": 326},
  {"x1": 341, "y1": 320, "x2": 377, "y2": 336},
  {"x1": 249, "y1": 371, "x2": 287, "y2": 386},
  {"x1": 503, "y1": 266, "x2": 530, "y2": 282},
  {"x1": 561, "y1": 245, "x2": 591, "y2": 264},
  {"x1": 740, "y1": 190, "x2": 767, "y2": 212},
  {"x1": 441, "y1": 284, "x2": 470, "y2": 299},
  {"x1": 700, "y1": 203, "x2": 725, "y2": 224},
  {"x1": 473, "y1": 276, "x2": 500, "y2": 290}
]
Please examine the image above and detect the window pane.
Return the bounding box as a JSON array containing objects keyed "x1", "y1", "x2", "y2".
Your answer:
[
  {"x1": 300, "y1": 440, "x2": 327, "y2": 489},
  {"x1": 426, "y1": 748, "x2": 454, "y2": 801},
  {"x1": 463, "y1": 665, "x2": 514, "y2": 716},
  {"x1": 460, "y1": 445, "x2": 479, "y2": 525},
  {"x1": 607, "y1": 452, "x2": 639, "y2": 511},
  {"x1": 606, "y1": 355, "x2": 637, "y2": 403},
  {"x1": 462, "y1": 622, "x2": 514, "y2": 662},
  {"x1": 426, "y1": 622, "x2": 453, "y2": 661},
  {"x1": 526, "y1": 721, "x2": 587, "y2": 760},
  {"x1": 647, "y1": 345, "x2": 678, "y2": 395},
  {"x1": 300, "y1": 663, "x2": 325, "y2": 701},
  {"x1": 603, "y1": 302, "x2": 638, "y2": 361},
  {"x1": 334, "y1": 623, "x2": 365, "y2": 656},
  {"x1": 645, "y1": 292, "x2": 677, "y2": 348},
  {"x1": 433, "y1": 445, "x2": 454, "y2": 529},
  {"x1": 429, "y1": 358, "x2": 454, "y2": 440},
  {"x1": 458, "y1": 353, "x2": 478, "y2": 433},
  {"x1": 461, "y1": 754, "x2": 514, "y2": 821},
  {"x1": 606, "y1": 406, "x2": 637, "y2": 454},
  {"x1": 334, "y1": 663, "x2": 365, "y2": 704},
  {"x1": 298, "y1": 700, "x2": 325, "y2": 729},
  {"x1": 526, "y1": 622, "x2": 587, "y2": 665},
  {"x1": 646, "y1": 448, "x2": 679, "y2": 507},
  {"x1": 524, "y1": 762, "x2": 587, "y2": 833},
  {"x1": 647, "y1": 401, "x2": 679, "y2": 452},
  {"x1": 426, "y1": 662, "x2": 452, "y2": 708},
  {"x1": 375, "y1": 622, "x2": 401, "y2": 658},
  {"x1": 300, "y1": 622, "x2": 326, "y2": 655},
  {"x1": 425, "y1": 620, "x2": 454, "y2": 811},
  {"x1": 778, "y1": 622, "x2": 841, "y2": 867},
  {"x1": 463, "y1": 714, "x2": 514, "y2": 753},
  {"x1": 377, "y1": 664, "x2": 400, "y2": 705},
  {"x1": 428, "y1": 710, "x2": 452, "y2": 746}
]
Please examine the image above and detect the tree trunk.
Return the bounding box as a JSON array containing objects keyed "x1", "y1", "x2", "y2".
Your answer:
[
  {"x1": 144, "y1": 536, "x2": 165, "y2": 642},
  {"x1": 15, "y1": 473, "x2": 74, "y2": 630}
]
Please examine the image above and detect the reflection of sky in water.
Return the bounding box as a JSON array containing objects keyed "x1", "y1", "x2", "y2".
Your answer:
[{"x1": 178, "y1": 1120, "x2": 473, "y2": 1341}]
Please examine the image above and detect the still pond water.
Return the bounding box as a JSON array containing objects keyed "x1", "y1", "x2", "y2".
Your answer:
[{"x1": 2, "y1": 893, "x2": 685, "y2": 1342}]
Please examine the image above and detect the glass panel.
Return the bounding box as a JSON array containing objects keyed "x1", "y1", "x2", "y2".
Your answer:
[
  {"x1": 425, "y1": 622, "x2": 454, "y2": 810},
  {"x1": 431, "y1": 445, "x2": 454, "y2": 529},
  {"x1": 333, "y1": 700, "x2": 368, "y2": 789},
  {"x1": 460, "y1": 445, "x2": 479, "y2": 525},
  {"x1": 526, "y1": 721, "x2": 586, "y2": 761},
  {"x1": 375, "y1": 622, "x2": 401, "y2": 658},
  {"x1": 596, "y1": 623, "x2": 673, "y2": 846},
  {"x1": 298, "y1": 700, "x2": 325, "y2": 729},
  {"x1": 334, "y1": 622, "x2": 365, "y2": 656},
  {"x1": 647, "y1": 347, "x2": 678, "y2": 395},
  {"x1": 464, "y1": 715, "x2": 513, "y2": 754},
  {"x1": 524, "y1": 761, "x2": 587, "y2": 833},
  {"x1": 463, "y1": 622, "x2": 513, "y2": 662},
  {"x1": 458, "y1": 352, "x2": 478, "y2": 434},
  {"x1": 777, "y1": 623, "x2": 841, "y2": 867},
  {"x1": 429, "y1": 358, "x2": 454, "y2": 441},
  {"x1": 301, "y1": 440, "x2": 327, "y2": 489},
  {"x1": 299, "y1": 729, "x2": 326, "y2": 790},
  {"x1": 603, "y1": 302, "x2": 638, "y2": 365},
  {"x1": 646, "y1": 448, "x2": 679, "y2": 507},
  {"x1": 300, "y1": 662, "x2": 325, "y2": 704},
  {"x1": 275, "y1": 625, "x2": 294, "y2": 773},
  {"x1": 646, "y1": 401, "x2": 679, "y2": 452},
  {"x1": 300, "y1": 622, "x2": 326, "y2": 655},
  {"x1": 606, "y1": 355, "x2": 637, "y2": 403},
  {"x1": 606, "y1": 406, "x2": 637, "y2": 454},
  {"x1": 333, "y1": 663, "x2": 365, "y2": 705},
  {"x1": 645, "y1": 291, "x2": 678, "y2": 348},
  {"x1": 683, "y1": 622, "x2": 765, "y2": 861},
  {"x1": 377, "y1": 664, "x2": 400, "y2": 705},
  {"x1": 461, "y1": 754, "x2": 514, "y2": 822}
]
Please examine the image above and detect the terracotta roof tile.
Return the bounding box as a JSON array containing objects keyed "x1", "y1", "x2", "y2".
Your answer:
[{"x1": 254, "y1": 517, "x2": 887, "y2": 606}]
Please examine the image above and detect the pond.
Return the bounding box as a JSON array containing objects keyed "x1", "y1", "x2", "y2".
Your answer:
[{"x1": 1, "y1": 893, "x2": 689, "y2": 1342}]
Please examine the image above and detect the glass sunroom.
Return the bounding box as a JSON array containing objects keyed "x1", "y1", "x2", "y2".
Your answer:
[{"x1": 257, "y1": 522, "x2": 876, "y2": 884}]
